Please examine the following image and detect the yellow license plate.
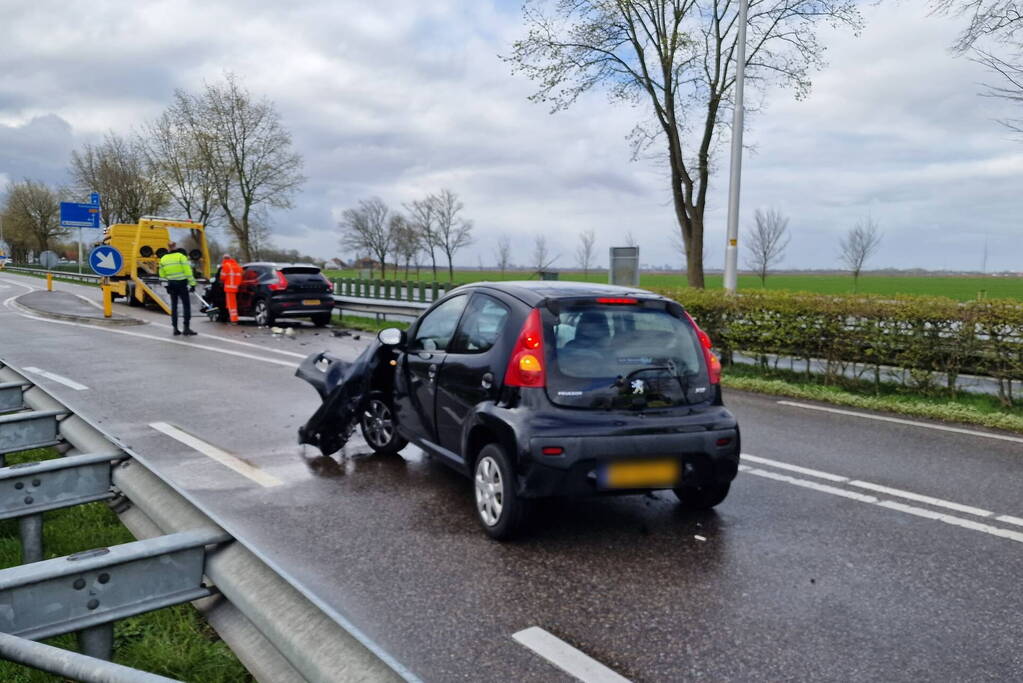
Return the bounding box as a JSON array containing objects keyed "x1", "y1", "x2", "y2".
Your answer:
[
  {"x1": 303, "y1": 299, "x2": 321, "y2": 306},
  {"x1": 602, "y1": 460, "x2": 680, "y2": 489}
]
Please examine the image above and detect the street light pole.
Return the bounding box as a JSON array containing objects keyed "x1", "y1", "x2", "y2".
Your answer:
[{"x1": 723, "y1": 0, "x2": 749, "y2": 293}]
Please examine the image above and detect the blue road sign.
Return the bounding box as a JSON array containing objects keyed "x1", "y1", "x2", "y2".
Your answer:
[
  {"x1": 60, "y1": 193, "x2": 101, "y2": 229},
  {"x1": 89, "y1": 246, "x2": 123, "y2": 277}
]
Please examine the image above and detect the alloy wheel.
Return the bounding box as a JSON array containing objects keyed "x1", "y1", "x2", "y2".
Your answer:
[
  {"x1": 362, "y1": 399, "x2": 394, "y2": 448},
  {"x1": 474, "y1": 456, "x2": 504, "y2": 527},
  {"x1": 254, "y1": 301, "x2": 268, "y2": 326}
]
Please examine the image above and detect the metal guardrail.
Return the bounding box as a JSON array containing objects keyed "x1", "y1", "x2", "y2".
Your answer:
[
  {"x1": 3, "y1": 266, "x2": 102, "y2": 284},
  {"x1": 332, "y1": 277, "x2": 456, "y2": 303},
  {"x1": 0, "y1": 358, "x2": 409, "y2": 682}
]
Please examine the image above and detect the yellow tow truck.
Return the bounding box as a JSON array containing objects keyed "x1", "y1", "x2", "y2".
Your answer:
[{"x1": 101, "y1": 217, "x2": 211, "y2": 314}]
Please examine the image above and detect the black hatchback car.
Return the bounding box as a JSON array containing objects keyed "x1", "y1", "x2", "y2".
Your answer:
[
  {"x1": 298, "y1": 281, "x2": 740, "y2": 539},
  {"x1": 206, "y1": 262, "x2": 335, "y2": 327}
]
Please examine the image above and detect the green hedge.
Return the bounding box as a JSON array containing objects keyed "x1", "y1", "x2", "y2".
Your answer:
[{"x1": 653, "y1": 288, "x2": 1023, "y2": 405}]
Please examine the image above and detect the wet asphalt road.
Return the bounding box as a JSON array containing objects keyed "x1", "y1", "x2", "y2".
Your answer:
[{"x1": 1, "y1": 273, "x2": 1021, "y2": 682}]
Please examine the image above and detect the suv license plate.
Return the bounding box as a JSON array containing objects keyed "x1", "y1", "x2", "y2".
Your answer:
[
  {"x1": 602, "y1": 460, "x2": 680, "y2": 489},
  {"x1": 303, "y1": 299, "x2": 321, "y2": 306}
]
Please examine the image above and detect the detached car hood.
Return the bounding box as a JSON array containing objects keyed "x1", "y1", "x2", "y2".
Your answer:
[{"x1": 296, "y1": 340, "x2": 387, "y2": 456}]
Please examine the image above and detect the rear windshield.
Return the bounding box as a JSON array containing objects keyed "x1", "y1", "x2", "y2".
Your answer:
[
  {"x1": 547, "y1": 302, "x2": 711, "y2": 409},
  {"x1": 281, "y1": 267, "x2": 322, "y2": 275}
]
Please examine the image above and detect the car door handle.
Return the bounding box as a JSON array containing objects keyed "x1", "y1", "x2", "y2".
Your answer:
[
  {"x1": 481, "y1": 372, "x2": 494, "y2": 390},
  {"x1": 428, "y1": 364, "x2": 438, "y2": 382}
]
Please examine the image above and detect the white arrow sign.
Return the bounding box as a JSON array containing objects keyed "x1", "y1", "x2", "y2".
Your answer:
[{"x1": 96, "y1": 251, "x2": 118, "y2": 271}]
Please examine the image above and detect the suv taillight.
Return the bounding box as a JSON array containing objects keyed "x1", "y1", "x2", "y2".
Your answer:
[
  {"x1": 684, "y1": 312, "x2": 721, "y2": 385},
  {"x1": 505, "y1": 308, "x2": 546, "y2": 388},
  {"x1": 269, "y1": 271, "x2": 288, "y2": 291}
]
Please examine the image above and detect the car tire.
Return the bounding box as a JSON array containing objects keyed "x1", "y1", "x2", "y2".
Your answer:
[
  {"x1": 311, "y1": 312, "x2": 331, "y2": 327},
  {"x1": 473, "y1": 443, "x2": 527, "y2": 540},
  {"x1": 253, "y1": 298, "x2": 274, "y2": 327},
  {"x1": 672, "y1": 481, "x2": 731, "y2": 510},
  {"x1": 359, "y1": 393, "x2": 407, "y2": 456}
]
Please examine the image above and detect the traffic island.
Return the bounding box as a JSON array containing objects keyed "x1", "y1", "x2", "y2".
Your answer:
[{"x1": 14, "y1": 290, "x2": 144, "y2": 327}]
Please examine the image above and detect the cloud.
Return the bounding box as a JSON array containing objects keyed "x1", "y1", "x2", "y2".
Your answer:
[{"x1": 0, "y1": 0, "x2": 1020, "y2": 272}]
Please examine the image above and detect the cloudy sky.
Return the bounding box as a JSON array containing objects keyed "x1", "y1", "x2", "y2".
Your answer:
[{"x1": 1, "y1": 0, "x2": 1020, "y2": 272}]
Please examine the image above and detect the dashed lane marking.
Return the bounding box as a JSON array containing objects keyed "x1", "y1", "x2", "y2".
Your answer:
[
  {"x1": 777, "y1": 400, "x2": 1023, "y2": 444},
  {"x1": 739, "y1": 461, "x2": 1023, "y2": 545},
  {"x1": 21, "y1": 366, "x2": 89, "y2": 391},
  {"x1": 149, "y1": 422, "x2": 283, "y2": 488},
  {"x1": 513, "y1": 627, "x2": 631, "y2": 683}
]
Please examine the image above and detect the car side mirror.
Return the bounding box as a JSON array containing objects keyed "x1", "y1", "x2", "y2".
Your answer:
[{"x1": 377, "y1": 327, "x2": 406, "y2": 347}]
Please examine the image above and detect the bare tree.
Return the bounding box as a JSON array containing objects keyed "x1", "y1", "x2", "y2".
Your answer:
[
  {"x1": 430, "y1": 189, "x2": 474, "y2": 281},
  {"x1": 178, "y1": 74, "x2": 305, "y2": 262},
  {"x1": 507, "y1": 0, "x2": 860, "y2": 289},
  {"x1": 575, "y1": 229, "x2": 597, "y2": 278},
  {"x1": 932, "y1": 0, "x2": 1023, "y2": 51},
  {"x1": 339, "y1": 198, "x2": 392, "y2": 279},
  {"x1": 532, "y1": 234, "x2": 559, "y2": 274},
  {"x1": 495, "y1": 235, "x2": 512, "y2": 279},
  {"x1": 1, "y1": 180, "x2": 68, "y2": 254},
  {"x1": 624, "y1": 230, "x2": 638, "y2": 248},
  {"x1": 406, "y1": 197, "x2": 439, "y2": 278},
  {"x1": 976, "y1": 50, "x2": 1023, "y2": 133},
  {"x1": 838, "y1": 217, "x2": 882, "y2": 291},
  {"x1": 669, "y1": 229, "x2": 710, "y2": 273},
  {"x1": 744, "y1": 208, "x2": 790, "y2": 286},
  {"x1": 69, "y1": 133, "x2": 167, "y2": 225},
  {"x1": 142, "y1": 104, "x2": 219, "y2": 227},
  {"x1": 390, "y1": 213, "x2": 421, "y2": 279}
]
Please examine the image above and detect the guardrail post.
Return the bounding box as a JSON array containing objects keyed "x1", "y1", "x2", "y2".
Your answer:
[
  {"x1": 19, "y1": 513, "x2": 43, "y2": 564},
  {"x1": 431, "y1": 282, "x2": 438, "y2": 301},
  {"x1": 78, "y1": 623, "x2": 114, "y2": 661},
  {"x1": 419, "y1": 281, "x2": 426, "y2": 303}
]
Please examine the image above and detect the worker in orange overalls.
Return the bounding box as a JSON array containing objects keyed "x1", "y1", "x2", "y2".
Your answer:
[{"x1": 220, "y1": 254, "x2": 243, "y2": 324}]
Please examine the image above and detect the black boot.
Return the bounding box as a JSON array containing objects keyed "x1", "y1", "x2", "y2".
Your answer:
[
  {"x1": 173, "y1": 328, "x2": 182, "y2": 336},
  {"x1": 183, "y1": 328, "x2": 197, "y2": 336}
]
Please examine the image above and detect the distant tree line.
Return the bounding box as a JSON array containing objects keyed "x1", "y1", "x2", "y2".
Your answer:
[
  {"x1": 339, "y1": 189, "x2": 474, "y2": 280},
  {"x1": 1, "y1": 74, "x2": 304, "y2": 265}
]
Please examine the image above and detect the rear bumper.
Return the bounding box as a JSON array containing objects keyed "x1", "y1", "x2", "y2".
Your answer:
[
  {"x1": 270, "y1": 298, "x2": 334, "y2": 317},
  {"x1": 519, "y1": 426, "x2": 740, "y2": 498}
]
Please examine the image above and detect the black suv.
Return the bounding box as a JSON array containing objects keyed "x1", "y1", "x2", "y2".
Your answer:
[
  {"x1": 205, "y1": 262, "x2": 335, "y2": 327},
  {"x1": 298, "y1": 281, "x2": 740, "y2": 539}
]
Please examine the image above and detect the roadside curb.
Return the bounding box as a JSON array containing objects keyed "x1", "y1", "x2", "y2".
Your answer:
[{"x1": 14, "y1": 292, "x2": 146, "y2": 327}]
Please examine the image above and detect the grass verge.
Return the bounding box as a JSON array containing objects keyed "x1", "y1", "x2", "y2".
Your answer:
[
  {"x1": 0, "y1": 448, "x2": 251, "y2": 683},
  {"x1": 332, "y1": 314, "x2": 411, "y2": 333},
  {"x1": 722, "y1": 363, "x2": 1023, "y2": 434}
]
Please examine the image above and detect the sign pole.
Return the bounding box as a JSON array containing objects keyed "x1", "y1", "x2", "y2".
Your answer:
[
  {"x1": 78, "y1": 227, "x2": 83, "y2": 274},
  {"x1": 723, "y1": 0, "x2": 749, "y2": 293}
]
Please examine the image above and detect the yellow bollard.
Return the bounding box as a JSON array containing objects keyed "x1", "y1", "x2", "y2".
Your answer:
[
  {"x1": 46, "y1": 273, "x2": 52, "y2": 291},
  {"x1": 102, "y1": 285, "x2": 112, "y2": 318}
]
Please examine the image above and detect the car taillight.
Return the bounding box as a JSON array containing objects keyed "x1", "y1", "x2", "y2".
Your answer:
[
  {"x1": 319, "y1": 273, "x2": 333, "y2": 291},
  {"x1": 684, "y1": 312, "x2": 721, "y2": 385},
  {"x1": 505, "y1": 308, "x2": 546, "y2": 388},
  {"x1": 269, "y1": 271, "x2": 288, "y2": 291}
]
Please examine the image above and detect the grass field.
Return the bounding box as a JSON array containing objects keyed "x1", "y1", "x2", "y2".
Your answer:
[{"x1": 323, "y1": 269, "x2": 1022, "y2": 301}]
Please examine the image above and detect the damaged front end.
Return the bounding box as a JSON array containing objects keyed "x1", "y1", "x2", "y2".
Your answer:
[{"x1": 296, "y1": 339, "x2": 392, "y2": 456}]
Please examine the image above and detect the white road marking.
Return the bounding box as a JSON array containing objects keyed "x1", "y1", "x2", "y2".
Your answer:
[
  {"x1": 5, "y1": 300, "x2": 296, "y2": 368},
  {"x1": 149, "y1": 422, "x2": 283, "y2": 488},
  {"x1": 996, "y1": 515, "x2": 1023, "y2": 528},
  {"x1": 777, "y1": 400, "x2": 1023, "y2": 444},
  {"x1": 21, "y1": 366, "x2": 89, "y2": 391},
  {"x1": 848, "y1": 480, "x2": 992, "y2": 518},
  {"x1": 741, "y1": 462, "x2": 1023, "y2": 545},
  {"x1": 877, "y1": 500, "x2": 1023, "y2": 544},
  {"x1": 513, "y1": 627, "x2": 631, "y2": 683},
  {"x1": 1, "y1": 273, "x2": 316, "y2": 362},
  {"x1": 740, "y1": 453, "x2": 849, "y2": 482}
]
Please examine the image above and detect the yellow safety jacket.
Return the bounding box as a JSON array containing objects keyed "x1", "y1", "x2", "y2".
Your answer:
[{"x1": 158, "y1": 252, "x2": 196, "y2": 286}]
